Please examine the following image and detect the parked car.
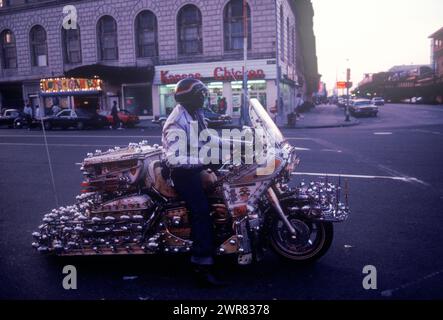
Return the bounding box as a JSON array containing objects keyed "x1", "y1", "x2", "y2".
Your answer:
[
  {"x1": 372, "y1": 97, "x2": 385, "y2": 106},
  {"x1": 12, "y1": 113, "x2": 33, "y2": 129},
  {"x1": 35, "y1": 109, "x2": 108, "y2": 130},
  {"x1": 0, "y1": 109, "x2": 25, "y2": 128},
  {"x1": 104, "y1": 109, "x2": 140, "y2": 127},
  {"x1": 349, "y1": 99, "x2": 378, "y2": 117},
  {"x1": 202, "y1": 108, "x2": 232, "y2": 127},
  {"x1": 152, "y1": 108, "x2": 232, "y2": 128}
]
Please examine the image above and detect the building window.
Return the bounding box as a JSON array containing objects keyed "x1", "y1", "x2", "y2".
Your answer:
[
  {"x1": 224, "y1": 0, "x2": 251, "y2": 51},
  {"x1": 177, "y1": 4, "x2": 202, "y2": 55},
  {"x1": 280, "y1": 6, "x2": 284, "y2": 61},
  {"x1": 292, "y1": 26, "x2": 296, "y2": 64},
  {"x1": 62, "y1": 26, "x2": 82, "y2": 64},
  {"x1": 135, "y1": 10, "x2": 158, "y2": 58},
  {"x1": 30, "y1": 25, "x2": 47, "y2": 67},
  {"x1": 97, "y1": 15, "x2": 118, "y2": 61},
  {"x1": 286, "y1": 18, "x2": 290, "y2": 63},
  {"x1": 1, "y1": 29, "x2": 17, "y2": 69}
]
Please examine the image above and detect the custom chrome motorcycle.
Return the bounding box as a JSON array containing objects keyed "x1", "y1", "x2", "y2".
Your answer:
[{"x1": 32, "y1": 99, "x2": 350, "y2": 264}]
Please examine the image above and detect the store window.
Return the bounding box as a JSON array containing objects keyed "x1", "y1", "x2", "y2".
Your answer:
[
  {"x1": 62, "y1": 26, "x2": 82, "y2": 64},
  {"x1": 231, "y1": 80, "x2": 266, "y2": 116},
  {"x1": 123, "y1": 84, "x2": 152, "y2": 116},
  {"x1": 97, "y1": 15, "x2": 118, "y2": 61},
  {"x1": 177, "y1": 4, "x2": 202, "y2": 55},
  {"x1": 30, "y1": 25, "x2": 47, "y2": 67},
  {"x1": 279, "y1": 82, "x2": 294, "y2": 120},
  {"x1": 159, "y1": 85, "x2": 176, "y2": 116},
  {"x1": 1, "y1": 29, "x2": 17, "y2": 69},
  {"x1": 206, "y1": 82, "x2": 224, "y2": 112},
  {"x1": 135, "y1": 10, "x2": 158, "y2": 58},
  {"x1": 43, "y1": 96, "x2": 71, "y2": 114},
  {"x1": 224, "y1": 0, "x2": 251, "y2": 51}
]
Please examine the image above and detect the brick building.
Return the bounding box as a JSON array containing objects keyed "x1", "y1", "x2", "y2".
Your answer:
[
  {"x1": 430, "y1": 27, "x2": 443, "y2": 78},
  {"x1": 0, "y1": 0, "x2": 315, "y2": 122}
]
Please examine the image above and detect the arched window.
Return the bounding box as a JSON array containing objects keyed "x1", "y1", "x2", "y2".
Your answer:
[
  {"x1": 97, "y1": 15, "x2": 118, "y2": 61},
  {"x1": 1, "y1": 29, "x2": 17, "y2": 69},
  {"x1": 30, "y1": 25, "x2": 47, "y2": 66},
  {"x1": 135, "y1": 10, "x2": 158, "y2": 58},
  {"x1": 177, "y1": 4, "x2": 202, "y2": 55},
  {"x1": 62, "y1": 26, "x2": 82, "y2": 64},
  {"x1": 280, "y1": 6, "x2": 284, "y2": 61},
  {"x1": 224, "y1": 0, "x2": 251, "y2": 51}
]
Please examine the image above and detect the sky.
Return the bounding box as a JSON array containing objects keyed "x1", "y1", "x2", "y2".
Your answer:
[{"x1": 312, "y1": 0, "x2": 443, "y2": 94}]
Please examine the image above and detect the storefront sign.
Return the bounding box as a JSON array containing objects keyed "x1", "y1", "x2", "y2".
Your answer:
[
  {"x1": 160, "y1": 71, "x2": 202, "y2": 84},
  {"x1": 159, "y1": 67, "x2": 265, "y2": 84},
  {"x1": 213, "y1": 67, "x2": 265, "y2": 81},
  {"x1": 40, "y1": 78, "x2": 102, "y2": 94},
  {"x1": 154, "y1": 59, "x2": 276, "y2": 85}
]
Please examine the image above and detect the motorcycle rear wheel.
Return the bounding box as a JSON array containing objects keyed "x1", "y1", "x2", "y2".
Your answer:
[{"x1": 270, "y1": 216, "x2": 333, "y2": 263}]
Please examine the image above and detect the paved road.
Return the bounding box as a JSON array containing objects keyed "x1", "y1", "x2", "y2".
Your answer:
[{"x1": 1, "y1": 103, "x2": 442, "y2": 300}]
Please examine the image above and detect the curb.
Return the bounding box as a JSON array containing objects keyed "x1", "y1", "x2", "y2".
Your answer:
[{"x1": 287, "y1": 120, "x2": 361, "y2": 129}]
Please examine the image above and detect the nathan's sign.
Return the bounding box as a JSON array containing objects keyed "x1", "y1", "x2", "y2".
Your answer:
[
  {"x1": 40, "y1": 78, "x2": 102, "y2": 94},
  {"x1": 160, "y1": 67, "x2": 266, "y2": 84}
]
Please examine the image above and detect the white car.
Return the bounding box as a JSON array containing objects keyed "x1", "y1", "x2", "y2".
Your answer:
[{"x1": 371, "y1": 97, "x2": 385, "y2": 106}]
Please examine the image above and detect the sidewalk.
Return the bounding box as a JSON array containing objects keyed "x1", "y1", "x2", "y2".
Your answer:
[
  {"x1": 289, "y1": 104, "x2": 360, "y2": 129},
  {"x1": 137, "y1": 104, "x2": 360, "y2": 130}
]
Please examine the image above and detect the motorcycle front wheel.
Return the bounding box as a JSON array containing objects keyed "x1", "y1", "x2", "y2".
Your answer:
[{"x1": 269, "y1": 216, "x2": 333, "y2": 263}]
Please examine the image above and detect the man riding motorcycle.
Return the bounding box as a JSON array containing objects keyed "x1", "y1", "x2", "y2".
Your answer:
[{"x1": 162, "y1": 78, "x2": 224, "y2": 286}]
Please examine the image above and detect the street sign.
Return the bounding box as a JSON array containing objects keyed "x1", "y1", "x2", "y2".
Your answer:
[{"x1": 336, "y1": 81, "x2": 347, "y2": 89}]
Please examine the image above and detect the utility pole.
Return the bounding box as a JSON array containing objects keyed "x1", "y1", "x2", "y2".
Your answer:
[
  {"x1": 345, "y1": 67, "x2": 351, "y2": 122},
  {"x1": 241, "y1": 0, "x2": 250, "y2": 127}
]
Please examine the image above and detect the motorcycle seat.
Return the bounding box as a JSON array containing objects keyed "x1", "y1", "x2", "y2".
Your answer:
[{"x1": 147, "y1": 160, "x2": 218, "y2": 198}]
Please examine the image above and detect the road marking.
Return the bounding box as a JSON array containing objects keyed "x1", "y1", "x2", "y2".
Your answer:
[
  {"x1": 286, "y1": 137, "x2": 317, "y2": 141},
  {"x1": 412, "y1": 129, "x2": 442, "y2": 136},
  {"x1": 294, "y1": 147, "x2": 311, "y2": 151},
  {"x1": 292, "y1": 172, "x2": 426, "y2": 184},
  {"x1": 373, "y1": 132, "x2": 393, "y2": 135},
  {"x1": 381, "y1": 268, "x2": 443, "y2": 297},
  {"x1": 321, "y1": 149, "x2": 342, "y2": 153}
]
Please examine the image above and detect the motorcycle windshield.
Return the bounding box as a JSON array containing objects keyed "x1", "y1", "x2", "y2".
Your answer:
[{"x1": 249, "y1": 98, "x2": 285, "y2": 145}]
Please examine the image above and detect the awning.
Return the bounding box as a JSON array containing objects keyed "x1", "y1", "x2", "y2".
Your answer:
[{"x1": 64, "y1": 64, "x2": 155, "y2": 84}]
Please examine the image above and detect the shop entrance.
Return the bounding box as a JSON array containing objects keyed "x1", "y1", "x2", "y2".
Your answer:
[{"x1": 75, "y1": 96, "x2": 100, "y2": 112}]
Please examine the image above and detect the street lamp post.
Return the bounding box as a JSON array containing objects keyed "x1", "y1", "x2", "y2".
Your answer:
[
  {"x1": 241, "y1": 0, "x2": 250, "y2": 127},
  {"x1": 345, "y1": 67, "x2": 351, "y2": 122}
]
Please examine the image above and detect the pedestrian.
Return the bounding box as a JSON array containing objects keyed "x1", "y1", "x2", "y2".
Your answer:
[
  {"x1": 23, "y1": 101, "x2": 33, "y2": 118},
  {"x1": 23, "y1": 100, "x2": 33, "y2": 129},
  {"x1": 294, "y1": 93, "x2": 304, "y2": 119},
  {"x1": 111, "y1": 101, "x2": 121, "y2": 130},
  {"x1": 34, "y1": 105, "x2": 43, "y2": 120},
  {"x1": 218, "y1": 97, "x2": 227, "y2": 114},
  {"x1": 270, "y1": 100, "x2": 278, "y2": 124},
  {"x1": 51, "y1": 103, "x2": 61, "y2": 116}
]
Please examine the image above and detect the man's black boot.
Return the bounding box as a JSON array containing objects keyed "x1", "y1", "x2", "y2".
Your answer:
[{"x1": 193, "y1": 264, "x2": 226, "y2": 287}]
